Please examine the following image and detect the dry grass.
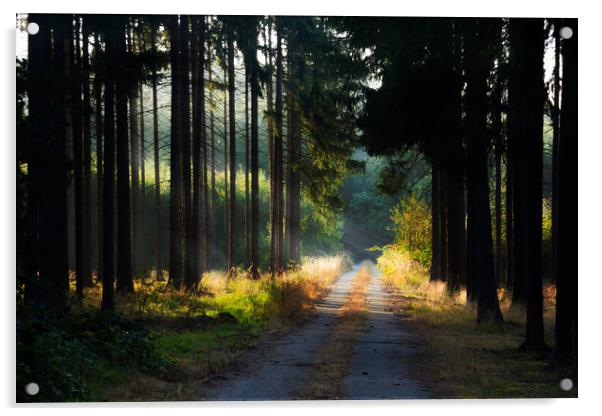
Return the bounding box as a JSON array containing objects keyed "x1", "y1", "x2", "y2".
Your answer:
[
  {"x1": 296, "y1": 266, "x2": 372, "y2": 400},
  {"x1": 69, "y1": 254, "x2": 352, "y2": 401},
  {"x1": 379, "y1": 249, "x2": 577, "y2": 399}
]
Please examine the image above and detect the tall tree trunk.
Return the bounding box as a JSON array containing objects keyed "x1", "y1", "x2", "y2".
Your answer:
[
  {"x1": 493, "y1": 84, "x2": 503, "y2": 286},
  {"x1": 551, "y1": 22, "x2": 561, "y2": 284},
  {"x1": 286, "y1": 30, "x2": 301, "y2": 266},
  {"x1": 189, "y1": 16, "x2": 204, "y2": 290},
  {"x1": 200, "y1": 18, "x2": 209, "y2": 276},
  {"x1": 274, "y1": 22, "x2": 285, "y2": 273},
  {"x1": 227, "y1": 30, "x2": 236, "y2": 275},
  {"x1": 464, "y1": 19, "x2": 503, "y2": 324},
  {"x1": 208, "y1": 41, "x2": 217, "y2": 270},
  {"x1": 81, "y1": 18, "x2": 93, "y2": 288},
  {"x1": 244, "y1": 63, "x2": 251, "y2": 269},
  {"x1": 555, "y1": 18, "x2": 577, "y2": 370},
  {"x1": 509, "y1": 19, "x2": 546, "y2": 350},
  {"x1": 101, "y1": 25, "x2": 116, "y2": 311},
  {"x1": 180, "y1": 16, "x2": 193, "y2": 287},
  {"x1": 151, "y1": 23, "x2": 162, "y2": 280},
  {"x1": 249, "y1": 21, "x2": 260, "y2": 279},
  {"x1": 116, "y1": 20, "x2": 134, "y2": 294},
  {"x1": 127, "y1": 26, "x2": 140, "y2": 276},
  {"x1": 505, "y1": 153, "x2": 514, "y2": 290},
  {"x1": 94, "y1": 34, "x2": 104, "y2": 284},
  {"x1": 25, "y1": 14, "x2": 51, "y2": 304},
  {"x1": 139, "y1": 81, "x2": 146, "y2": 273},
  {"x1": 223, "y1": 66, "x2": 228, "y2": 270},
  {"x1": 169, "y1": 16, "x2": 184, "y2": 288},
  {"x1": 266, "y1": 19, "x2": 277, "y2": 275},
  {"x1": 430, "y1": 148, "x2": 442, "y2": 282},
  {"x1": 72, "y1": 16, "x2": 85, "y2": 296}
]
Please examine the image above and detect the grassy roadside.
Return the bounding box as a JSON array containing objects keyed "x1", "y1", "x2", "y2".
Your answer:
[
  {"x1": 378, "y1": 249, "x2": 577, "y2": 399},
  {"x1": 296, "y1": 265, "x2": 372, "y2": 399},
  {"x1": 17, "y1": 255, "x2": 351, "y2": 402}
]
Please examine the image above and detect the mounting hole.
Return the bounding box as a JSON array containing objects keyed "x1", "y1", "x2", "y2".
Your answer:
[
  {"x1": 25, "y1": 382, "x2": 39, "y2": 396},
  {"x1": 559, "y1": 26, "x2": 573, "y2": 40},
  {"x1": 559, "y1": 378, "x2": 573, "y2": 391},
  {"x1": 27, "y1": 22, "x2": 40, "y2": 35}
]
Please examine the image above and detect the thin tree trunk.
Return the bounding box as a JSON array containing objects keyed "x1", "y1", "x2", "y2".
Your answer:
[
  {"x1": 266, "y1": 19, "x2": 277, "y2": 275},
  {"x1": 227, "y1": 31, "x2": 236, "y2": 275},
  {"x1": 430, "y1": 148, "x2": 442, "y2": 282},
  {"x1": 94, "y1": 34, "x2": 104, "y2": 284},
  {"x1": 245, "y1": 63, "x2": 251, "y2": 269},
  {"x1": 250, "y1": 21, "x2": 260, "y2": 279},
  {"x1": 180, "y1": 16, "x2": 193, "y2": 286},
  {"x1": 551, "y1": 22, "x2": 561, "y2": 284},
  {"x1": 208, "y1": 42, "x2": 217, "y2": 270},
  {"x1": 493, "y1": 84, "x2": 503, "y2": 286},
  {"x1": 139, "y1": 82, "x2": 146, "y2": 273},
  {"x1": 116, "y1": 20, "x2": 134, "y2": 294},
  {"x1": 72, "y1": 16, "x2": 85, "y2": 296},
  {"x1": 150, "y1": 24, "x2": 162, "y2": 280},
  {"x1": 274, "y1": 22, "x2": 284, "y2": 273},
  {"x1": 101, "y1": 25, "x2": 116, "y2": 311},
  {"x1": 127, "y1": 26, "x2": 140, "y2": 276},
  {"x1": 81, "y1": 18, "x2": 93, "y2": 288},
  {"x1": 169, "y1": 15, "x2": 184, "y2": 288},
  {"x1": 223, "y1": 66, "x2": 228, "y2": 270}
]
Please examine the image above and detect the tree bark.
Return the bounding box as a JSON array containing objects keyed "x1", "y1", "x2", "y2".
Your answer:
[
  {"x1": 168, "y1": 15, "x2": 184, "y2": 288},
  {"x1": 94, "y1": 34, "x2": 104, "y2": 284},
  {"x1": 227, "y1": 30, "x2": 236, "y2": 275},
  {"x1": 116, "y1": 20, "x2": 134, "y2": 294},
  {"x1": 150, "y1": 23, "x2": 162, "y2": 280},
  {"x1": 127, "y1": 25, "x2": 140, "y2": 276},
  {"x1": 555, "y1": 18, "x2": 577, "y2": 369},
  {"x1": 101, "y1": 23, "x2": 116, "y2": 311},
  {"x1": 274, "y1": 22, "x2": 285, "y2": 273},
  {"x1": 509, "y1": 18, "x2": 546, "y2": 349},
  {"x1": 464, "y1": 19, "x2": 503, "y2": 324}
]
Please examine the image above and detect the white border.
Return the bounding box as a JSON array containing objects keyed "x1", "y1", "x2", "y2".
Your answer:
[{"x1": 3, "y1": 1, "x2": 601, "y2": 415}]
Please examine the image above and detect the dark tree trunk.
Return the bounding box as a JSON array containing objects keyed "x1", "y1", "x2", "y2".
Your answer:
[
  {"x1": 551, "y1": 22, "x2": 561, "y2": 284},
  {"x1": 505, "y1": 142, "x2": 514, "y2": 291},
  {"x1": 200, "y1": 18, "x2": 209, "y2": 276},
  {"x1": 227, "y1": 31, "x2": 236, "y2": 275},
  {"x1": 116, "y1": 20, "x2": 134, "y2": 294},
  {"x1": 509, "y1": 19, "x2": 546, "y2": 350},
  {"x1": 101, "y1": 25, "x2": 116, "y2": 311},
  {"x1": 250, "y1": 22, "x2": 260, "y2": 279},
  {"x1": 169, "y1": 15, "x2": 184, "y2": 288},
  {"x1": 286, "y1": 31, "x2": 301, "y2": 266},
  {"x1": 464, "y1": 19, "x2": 503, "y2": 324},
  {"x1": 430, "y1": 149, "x2": 442, "y2": 282},
  {"x1": 72, "y1": 17, "x2": 85, "y2": 296},
  {"x1": 25, "y1": 13, "x2": 51, "y2": 303},
  {"x1": 139, "y1": 81, "x2": 146, "y2": 273},
  {"x1": 245, "y1": 63, "x2": 251, "y2": 269},
  {"x1": 208, "y1": 42, "x2": 217, "y2": 270},
  {"x1": 127, "y1": 27, "x2": 140, "y2": 276},
  {"x1": 266, "y1": 19, "x2": 277, "y2": 275},
  {"x1": 223, "y1": 66, "x2": 228, "y2": 270},
  {"x1": 180, "y1": 16, "x2": 193, "y2": 287},
  {"x1": 274, "y1": 23, "x2": 285, "y2": 273},
  {"x1": 81, "y1": 18, "x2": 93, "y2": 288},
  {"x1": 189, "y1": 16, "x2": 204, "y2": 290},
  {"x1": 439, "y1": 167, "x2": 449, "y2": 282},
  {"x1": 94, "y1": 34, "x2": 104, "y2": 284},
  {"x1": 493, "y1": 84, "x2": 503, "y2": 286},
  {"x1": 150, "y1": 23, "x2": 162, "y2": 280},
  {"x1": 555, "y1": 18, "x2": 577, "y2": 369}
]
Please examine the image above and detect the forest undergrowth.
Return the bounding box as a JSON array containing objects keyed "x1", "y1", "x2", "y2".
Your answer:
[
  {"x1": 378, "y1": 248, "x2": 576, "y2": 399},
  {"x1": 17, "y1": 254, "x2": 351, "y2": 402}
]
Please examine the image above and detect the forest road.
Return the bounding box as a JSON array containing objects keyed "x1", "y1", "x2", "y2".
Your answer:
[
  {"x1": 344, "y1": 261, "x2": 431, "y2": 399},
  {"x1": 201, "y1": 263, "x2": 362, "y2": 401}
]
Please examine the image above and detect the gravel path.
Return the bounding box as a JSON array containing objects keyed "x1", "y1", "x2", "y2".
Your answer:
[
  {"x1": 345, "y1": 262, "x2": 431, "y2": 399},
  {"x1": 203, "y1": 264, "x2": 361, "y2": 401}
]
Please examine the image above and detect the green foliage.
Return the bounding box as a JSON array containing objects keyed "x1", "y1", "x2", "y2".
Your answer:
[
  {"x1": 16, "y1": 309, "x2": 166, "y2": 402},
  {"x1": 389, "y1": 194, "x2": 432, "y2": 267}
]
